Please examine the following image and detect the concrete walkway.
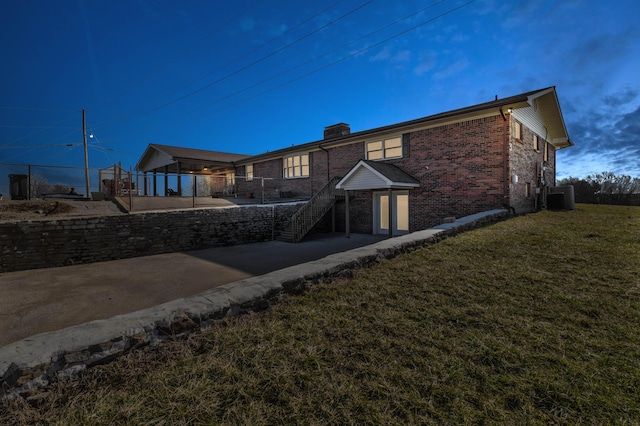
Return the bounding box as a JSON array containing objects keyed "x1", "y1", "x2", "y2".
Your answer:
[
  {"x1": 0, "y1": 209, "x2": 507, "y2": 396},
  {"x1": 0, "y1": 233, "x2": 385, "y2": 347}
]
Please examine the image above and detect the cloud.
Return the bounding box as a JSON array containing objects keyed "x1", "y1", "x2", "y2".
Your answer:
[
  {"x1": 561, "y1": 104, "x2": 640, "y2": 178},
  {"x1": 413, "y1": 51, "x2": 436, "y2": 76},
  {"x1": 602, "y1": 87, "x2": 639, "y2": 108},
  {"x1": 566, "y1": 29, "x2": 636, "y2": 72},
  {"x1": 239, "y1": 17, "x2": 255, "y2": 32},
  {"x1": 370, "y1": 46, "x2": 411, "y2": 64},
  {"x1": 432, "y1": 58, "x2": 468, "y2": 80}
]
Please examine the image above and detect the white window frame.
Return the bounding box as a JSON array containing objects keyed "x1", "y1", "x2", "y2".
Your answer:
[
  {"x1": 246, "y1": 164, "x2": 254, "y2": 181},
  {"x1": 514, "y1": 120, "x2": 522, "y2": 140},
  {"x1": 366, "y1": 136, "x2": 403, "y2": 161},
  {"x1": 283, "y1": 153, "x2": 309, "y2": 178}
]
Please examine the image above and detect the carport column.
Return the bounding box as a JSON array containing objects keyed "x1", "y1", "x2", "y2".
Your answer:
[
  {"x1": 164, "y1": 166, "x2": 169, "y2": 196},
  {"x1": 345, "y1": 190, "x2": 350, "y2": 238},
  {"x1": 153, "y1": 171, "x2": 157, "y2": 197},
  {"x1": 388, "y1": 187, "x2": 393, "y2": 238},
  {"x1": 177, "y1": 162, "x2": 182, "y2": 196},
  {"x1": 143, "y1": 172, "x2": 148, "y2": 196}
]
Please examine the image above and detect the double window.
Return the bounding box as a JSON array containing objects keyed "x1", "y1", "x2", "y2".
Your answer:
[
  {"x1": 283, "y1": 154, "x2": 309, "y2": 178},
  {"x1": 366, "y1": 136, "x2": 402, "y2": 160}
]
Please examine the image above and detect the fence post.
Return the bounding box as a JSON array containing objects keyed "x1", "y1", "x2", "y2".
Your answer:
[
  {"x1": 28, "y1": 164, "x2": 31, "y2": 200},
  {"x1": 128, "y1": 166, "x2": 133, "y2": 211}
]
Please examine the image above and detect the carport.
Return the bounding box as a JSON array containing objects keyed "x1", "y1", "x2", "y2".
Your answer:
[{"x1": 135, "y1": 144, "x2": 249, "y2": 196}]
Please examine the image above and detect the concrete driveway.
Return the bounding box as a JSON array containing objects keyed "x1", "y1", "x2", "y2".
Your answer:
[{"x1": 0, "y1": 233, "x2": 385, "y2": 347}]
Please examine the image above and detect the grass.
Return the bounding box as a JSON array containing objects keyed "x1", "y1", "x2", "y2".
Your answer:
[{"x1": 2, "y1": 204, "x2": 639, "y2": 425}]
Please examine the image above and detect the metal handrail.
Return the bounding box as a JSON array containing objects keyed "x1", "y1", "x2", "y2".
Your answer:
[{"x1": 289, "y1": 176, "x2": 343, "y2": 242}]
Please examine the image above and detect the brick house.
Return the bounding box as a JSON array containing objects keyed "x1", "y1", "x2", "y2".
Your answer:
[{"x1": 137, "y1": 87, "x2": 572, "y2": 241}]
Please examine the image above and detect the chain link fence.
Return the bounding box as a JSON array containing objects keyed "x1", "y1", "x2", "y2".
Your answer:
[
  {"x1": 1, "y1": 163, "x2": 316, "y2": 203},
  {"x1": 133, "y1": 172, "x2": 313, "y2": 202},
  {"x1": 0, "y1": 163, "x2": 106, "y2": 200}
]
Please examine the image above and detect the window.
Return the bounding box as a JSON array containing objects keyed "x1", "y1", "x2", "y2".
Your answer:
[
  {"x1": 543, "y1": 142, "x2": 549, "y2": 162},
  {"x1": 525, "y1": 182, "x2": 531, "y2": 198},
  {"x1": 225, "y1": 171, "x2": 235, "y2": 185},
  {"x1": 283, "y1": 154, "x2": 309, "y2": 178},
  {"x1": 366, "y1": 136, "x2": 402, "y2": 160},
  {"x1": 533, "y1": 134, "x2": 540, "y2": 151},
  {"x1": 246, "y1": 164, "x2": 254, "y2": 181},
  {"x1": 514, "y1": 120, "x2": 522, "y2": 140}
]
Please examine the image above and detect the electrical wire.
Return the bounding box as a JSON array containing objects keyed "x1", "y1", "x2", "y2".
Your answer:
[
  {"x1": 91, "y1": 0, "x2": 373, "y2": 130},
  {"x1": 131, "y1": 0, "x2": 347, "y2": 109},
  {"x1": 189, "y1": 0, "x2": 477, "y2": 120},
  {"x1": 180, "y1": 0, "x2": 451, "y2": 117},
  {"x1": 86, "y1": 0, "x2": 262, "y2": 111}
]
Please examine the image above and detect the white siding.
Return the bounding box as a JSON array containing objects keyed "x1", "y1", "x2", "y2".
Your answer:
[
  {"x1": 341, "y1": 168, "x2": 389, "y2": 190},
  {"x1": 512, "y1": 106, "x2": 548, "y2": 140}
]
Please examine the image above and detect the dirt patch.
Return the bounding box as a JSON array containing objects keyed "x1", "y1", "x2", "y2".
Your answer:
[{"x1": 0, "y1": 200, "x2": 125, "y2": 222}]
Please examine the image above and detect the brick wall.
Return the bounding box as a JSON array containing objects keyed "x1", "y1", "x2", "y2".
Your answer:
[
  {"x1": 0, "y1": 204, "x2": 301, "y2": 272},
  {"x1": 395, "y1": 116, "x2": 507, "y2": 229},
  {"x1": 508, "y1": 117, "x2": 557, "y2": 213}
]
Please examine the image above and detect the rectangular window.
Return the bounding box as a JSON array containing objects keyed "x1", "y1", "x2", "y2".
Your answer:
[
  {"x1": 366, "y1": 136, "x2": 402, "y2": 160},
  {"x1": 246, "y1": 164, "x2": 254, "y2": 181},
  {"x1": 525, "y1": 182, "x2": 531, "y2": 198},
  {"x1": 533, "y1": 134, "x2": 540, "y2": 151},
  {"x1": 514, "y1": 120, "x2": 522, "y2": 140},
  {"x1": 283, "y1": 154, "x2": 309, "y2": 178},
  {"x1": 543, "y1": 142, "x2": 549, "y2": 162}
]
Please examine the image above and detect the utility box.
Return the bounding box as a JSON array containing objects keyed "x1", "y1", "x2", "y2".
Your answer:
[
  {"x1": 550, "y1": 185, "x2": 575, "y2": 210},
  {"x1": 9, "y1": 174, "x2": 28, "y2": 200}
]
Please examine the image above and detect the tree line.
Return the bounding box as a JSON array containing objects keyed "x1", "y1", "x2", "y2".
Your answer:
[{"x1": 558, "y1": 172, "x2": 640, "y2": 206}]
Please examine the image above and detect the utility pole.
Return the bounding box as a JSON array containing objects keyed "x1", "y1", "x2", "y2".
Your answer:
[{"x1": 82, "y1": 109, "x2": 90, "y2": 199}]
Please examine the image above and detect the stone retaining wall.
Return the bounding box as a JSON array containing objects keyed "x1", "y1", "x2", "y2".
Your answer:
[
  {"x1": 0, "y1": 204, "x2": 301, "y2": 272},
  {"x1": 0, "y1": 210, "x2": 509, "y2": 400}
]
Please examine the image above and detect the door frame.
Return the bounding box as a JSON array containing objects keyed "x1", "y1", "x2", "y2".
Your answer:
[{"x1": 373, "y1": 190, "x2": 409, "y2": 236}]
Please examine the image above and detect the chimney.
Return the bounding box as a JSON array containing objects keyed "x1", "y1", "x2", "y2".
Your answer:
[{"x1": 324, "y1": 123, "x2": 350, "y2": 140}]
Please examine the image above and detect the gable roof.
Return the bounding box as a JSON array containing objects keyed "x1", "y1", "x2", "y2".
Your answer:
[
  {"x1": 243, "y1": 87, "x2": 573, "y2": 164},
  {"x1": 136, "y1": 144, "x2": 250, "y2": 173},
  {"x1": 336, "y1": 160, "x2": 420, "y2": 190}
]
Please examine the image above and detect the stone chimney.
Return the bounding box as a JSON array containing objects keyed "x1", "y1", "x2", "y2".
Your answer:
[{"x1": 324, "y1": 123, "x2": 350, "y2": 140}]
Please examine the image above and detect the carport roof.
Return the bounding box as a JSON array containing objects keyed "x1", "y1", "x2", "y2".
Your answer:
[{"x1": 136, "y1": 144, "x2": 250, "y2": 173}]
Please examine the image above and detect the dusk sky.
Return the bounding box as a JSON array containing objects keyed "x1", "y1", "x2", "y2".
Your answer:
[{"x1": 1, "y1": 0, "x2": 639, "y2": 179}]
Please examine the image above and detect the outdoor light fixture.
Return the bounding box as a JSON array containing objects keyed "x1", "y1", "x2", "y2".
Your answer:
[{"x1": 507, "y1": 108, "x2": 513, "y2": 113}]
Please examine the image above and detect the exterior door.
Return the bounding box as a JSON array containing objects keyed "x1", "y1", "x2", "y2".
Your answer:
[{"x1": 373, "y1": 191, "x2": 409, "y2": 235}]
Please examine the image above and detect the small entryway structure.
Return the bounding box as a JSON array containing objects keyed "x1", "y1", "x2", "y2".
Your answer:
[{"x1": 336, "y1": 160, "x2": 419, "y2": 237}]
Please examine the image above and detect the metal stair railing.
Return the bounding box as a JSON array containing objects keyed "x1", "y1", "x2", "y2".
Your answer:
[{"x1": 288, "y1": 176, "x2": 343, "y2": 242}]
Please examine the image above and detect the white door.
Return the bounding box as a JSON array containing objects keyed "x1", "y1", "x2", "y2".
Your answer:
[{"x1": 374, "y1": 191, "x2": 409, "y2": 235}]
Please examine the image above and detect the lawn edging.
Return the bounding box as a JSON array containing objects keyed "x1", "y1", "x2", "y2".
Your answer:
[{"x1": 0, "y1": 209, "x2": 508, "y2": 400}]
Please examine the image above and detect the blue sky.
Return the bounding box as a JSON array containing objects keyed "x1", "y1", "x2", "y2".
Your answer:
[{"x1": 1, "y1": 0, "x2": 639, "y2": 179}]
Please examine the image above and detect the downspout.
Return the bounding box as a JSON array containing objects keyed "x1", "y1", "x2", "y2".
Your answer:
[
  {"x1": 319, "y1": 144, "x2": 330, "y2": 182},
  {"x1": 500, "y1": 106, "x2": 516, "y2": 215},
  {"x1": 319, "y1": 143, "x2": 335, "y2": 232}
]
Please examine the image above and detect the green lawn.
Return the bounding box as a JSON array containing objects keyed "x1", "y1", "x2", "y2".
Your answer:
[{"x1": 3, "y1": 204, "x2": 640, "y2": 425}]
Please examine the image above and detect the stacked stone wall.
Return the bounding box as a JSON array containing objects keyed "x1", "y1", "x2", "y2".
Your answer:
[{"x1": 0, "y1": 204, "x2": 300, "y2": 272}]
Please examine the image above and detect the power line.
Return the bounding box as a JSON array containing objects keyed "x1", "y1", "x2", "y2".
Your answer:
[
  {"x1": 189, "y1": 0, "x2": 477, "y2": 120},
  {"x1": 86, "y1": 0, "x2": 262, "y2": 111},
  {"x1": 1, "y1": 113, "x2": 79, "y2": 147},
  {"x1": 92, "y1": 0, "x2": 373, "y2": 130},
  {"x1": 181, "y1": 0, "x2": 451, "y2": 117},
  {"x1": 117, "y1": 0, "x2": 347, "y2": 114}
]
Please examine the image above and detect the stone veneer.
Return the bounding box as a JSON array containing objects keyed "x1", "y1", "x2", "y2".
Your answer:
[{"x1": 0, "y1": 203, "x2": 302, "y2": 273}]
